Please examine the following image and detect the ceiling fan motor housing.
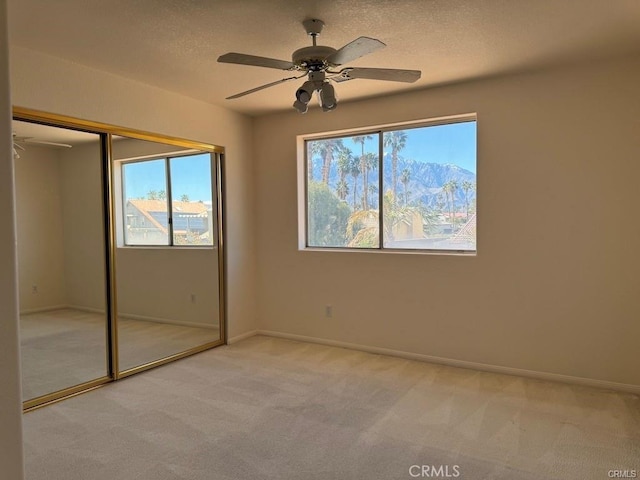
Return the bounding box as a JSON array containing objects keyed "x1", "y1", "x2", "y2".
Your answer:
[
  {"x1": 217, "y1": 17, "x2": 421, "y2": 110},
  {"x1": 292, "y1": 46, "x2": 337, "y2": 70}
]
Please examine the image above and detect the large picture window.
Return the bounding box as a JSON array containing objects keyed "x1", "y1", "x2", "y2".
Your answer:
[
  {"x1": 304, "y1": 116, "x2": 477, "y2": 252},
  {"x1": 121, "y1": 153, "x2": 214, "y2": 246}
]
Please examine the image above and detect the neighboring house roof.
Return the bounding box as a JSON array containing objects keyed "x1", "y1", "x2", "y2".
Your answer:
[
  {"x1": 127, "y1": 199, "x2": 168, "y2": 232},
  {"x1": 127, "y1": 199, "x2": 209, "y2": 234},
  {"x1": 129, "y1": 199, "x2": 208, "y2": 215},
  {"x1": 452, "y1": 213, "x2": 476, "y2": 243}
]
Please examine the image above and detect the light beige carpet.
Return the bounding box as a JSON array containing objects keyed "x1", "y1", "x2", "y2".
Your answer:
[
  {"x1": 22, "y1": 335, "x2": 640, "y2": 479},
  {"x1": 20, "y1": 308, "x2": 220, "y2": 401}
]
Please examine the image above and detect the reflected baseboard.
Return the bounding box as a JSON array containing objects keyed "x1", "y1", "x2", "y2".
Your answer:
[
  {"x1": 21, "y1": 304, "x2": 105, "y2": 316},
  {"x1": 69, "y1": 305, "x2": 106, "y2": 314},
  {"x1": 20, "y1": 305, "x2": 218, "y2": 330},
  {"x1": 118, "y1": 312, "x2": 219, "y2": 330},
  {"x1": 20, "y1": 305, "x2": 71, "y2": 315}
]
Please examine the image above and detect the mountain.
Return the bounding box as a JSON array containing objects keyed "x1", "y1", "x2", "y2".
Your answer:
[
  {"x1": 308, "y1": 150, "x2": 476, "y2": 211},
  {"x1": 394, "y1": 156, "x2": 476, "y2": 208},
  {"x1": 309, "y1": 144, "x2": 476, "y2": 210}
]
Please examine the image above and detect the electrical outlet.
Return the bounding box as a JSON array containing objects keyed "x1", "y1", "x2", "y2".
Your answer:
[
  {"x1": 325, "y1": 305, "x2": 333, "y2": 318},
  {"x1": 31, "y1": 285, "x2": 38, "y2": 294}
]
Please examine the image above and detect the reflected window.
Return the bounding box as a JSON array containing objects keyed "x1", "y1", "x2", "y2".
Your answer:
[{"x1": 121, "y1": 153, "x2": 214, "y2": 246}]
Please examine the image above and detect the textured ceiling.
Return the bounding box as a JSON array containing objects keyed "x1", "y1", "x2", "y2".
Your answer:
[{"x1": 8, "y1": 0, "x2": 640, "y2": 117}]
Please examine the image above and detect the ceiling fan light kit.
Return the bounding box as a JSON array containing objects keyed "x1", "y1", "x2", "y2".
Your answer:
[
  {"x1": 217, "y1": 18, "x2": 421, "y2": 113},
  {"x1": 293, "y1": 71, "x2": 337, "y2": 113}
]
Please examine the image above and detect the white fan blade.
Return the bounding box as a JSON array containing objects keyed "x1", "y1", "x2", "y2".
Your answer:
[
  {"x1": 326, "y1": 37, "x2": 385, "y2": 66},
  {"x1": 226, "y1": 75, "x2": 305, "y2": 99},
  {"x1": 341, "y1": 67, "x2": 421, "y2": 83},
  {"x1": 14, "y1": 143, "x2": 26, "y2": 151},
  {"x1": 23, "y1": 139, "x2": 73, "y2": 148},
  {"x1": 218, "y1": 52, "x2": 295, "y2": 71}
]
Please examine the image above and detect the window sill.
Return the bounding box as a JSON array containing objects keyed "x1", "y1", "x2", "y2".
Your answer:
[
  {"x1": 300, "y1": 247, "x2": 476, "y2": 256},
  {"x1": 116, "y1": 245, "x2": 216, "y2": 251}
]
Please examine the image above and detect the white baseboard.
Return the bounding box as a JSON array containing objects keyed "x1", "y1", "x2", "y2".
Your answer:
[
  {"x1": 253, "y1": 330, "x2": 640, "y2": 395},
  {"x1": 227, "y1": 329, "x2": 259, "y2": 344},
  {"x1": 118, "y1": 312, "x2": 218, "y2": 330}
]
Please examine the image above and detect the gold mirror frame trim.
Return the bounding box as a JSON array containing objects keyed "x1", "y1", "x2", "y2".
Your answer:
[
  {"x1": 102, "y1": 134, "x2": 119, "y2": 380},
  {"x1": 23, "y1": 377, "x2": 111, "y2": 413},
  {"x1": 118, "y1": 340, "x2": 224, "y2": 379},
  {"x1": 14, "y1": 107, "x2": 227, "y2": 412},
  {"x1": 13, "y1": 107, "x2": 225, "y2": 154}
]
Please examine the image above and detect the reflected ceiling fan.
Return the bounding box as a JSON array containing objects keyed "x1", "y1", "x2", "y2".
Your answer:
[
  {"x1": 217, "y1": 19, "x2": 421, "y2": 113},
  {"x1": 12, "y1": 133, "x2": 72, "y2": 159}
]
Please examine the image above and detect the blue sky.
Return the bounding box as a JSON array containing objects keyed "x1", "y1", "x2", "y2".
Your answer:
[
  {"x1": 402, "y1": 121, "x2": 476, "y2": 173},
  {"x1": 125, "y1": 121, "x2": 476, "y2": 201},
  {"x1": 123, "y1": 153, "x2": 213, "y2": 202},
  {"x1": 338, "y1": 120, "x2": 476, "y2": 174}
]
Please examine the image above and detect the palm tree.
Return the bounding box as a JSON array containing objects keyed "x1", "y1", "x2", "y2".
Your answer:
[
  {"x1": 346, "y1": 209, "x2": 379, "y2": 247},
  {"x1": 308, "y1": 139, "x2": 343, "y2": 185},
  {"x1": 367, "y1": 183, "x2": 378, "y2": 209},
  {"x1": 147, "y1": 189, "x2": 167, "y2": 201},
  {"x1": 449, "y1": 180, "x2": 458, "y2": 211},
  {"x1": 336, "y1": 179, "x2": 349, "y2": 201},
  {"x1": 436, "y1": 193, "x2": 446, "y2": 214},
  {"x1": 352, "y1": 134, "x2": 373, "y2": 210},
  {"x1": 400, "y1": 168, "x2": 411, "y2": 206},
  {"x1": 307, "y1": 141, "x2": 321, "y2": 182},
  {"x1": 461, "y1": 180, "x2": 474, "y2": 219},
  {"x1": 442, "y1": 180, "x2": 458, "y2": 232},
  {"x1": 180, "y1": 194, "x2": 190, "y2": 202},
  {"x1": 347, "y1": 190, "x2": 436, "y2": 247},
  {"x1": 383, "y1": 130, "x2": 407, "y2": 197},
  {"x1": 363, "y1": 152, "x2": 378, "y2": 209},
  {"x1": 147, "y1": 189, "x2": 159, "y2": 200},
  {"x1": 322, "y1": 138, "x2": 343, "y2": 185},
  {"x1": 335, "y1": 147, "x2": 352, "y2": 201},
  {"x1": 348, "y1": 154, "x2": 361, "y2": 210}
]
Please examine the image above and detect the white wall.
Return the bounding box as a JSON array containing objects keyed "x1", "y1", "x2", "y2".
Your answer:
[
  {"x1": 14, "y1": 138, "x2": 107, "y2": 314},
  {"x1": 14, "y1": 145, "x2": 68, "y2": 311},
  {"x1": 59, "y1": 140, "x2": 106, "y2": 311},
  {"x1": 10, "y1": 46, "x2": 258, "y2": 340},
  {"x1": 116, "y1": 248, "x2": 219, "y2": 328},
  {"x1": 0, "y1": 0, "x2": 25, "y2": 476},
  {"x1": 253, "y1": 54, "x2": 640, "y2": 388}
]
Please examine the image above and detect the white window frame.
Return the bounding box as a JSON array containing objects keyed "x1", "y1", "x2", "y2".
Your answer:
[
  {"x1": 297, "y1": 114, "x2": 477, "y2": 255},
  {"x1": 114, "y1": 152, "x2": 216, "y2": 248}
]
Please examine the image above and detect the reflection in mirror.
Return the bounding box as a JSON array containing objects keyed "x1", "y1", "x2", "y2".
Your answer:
[
  {"x1": 13, "y1": 120, "x2": 108, "y2": 401},
  {"x1": 112, "y1": 136, "x2": 221, "y2": 372}
]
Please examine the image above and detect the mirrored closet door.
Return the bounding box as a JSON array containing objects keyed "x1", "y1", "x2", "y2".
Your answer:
[
  {"x1": 13, "y1": 119, "x2": 109, "y2": 404},
  {"x1": 112, "y1": 136, "x2": 222, "y2": 374},
  {"x1": 14, "y1": 110, "x2": 225, "y2": 410}
]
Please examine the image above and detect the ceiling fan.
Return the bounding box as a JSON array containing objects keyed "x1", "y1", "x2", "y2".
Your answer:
[
  {"x1": 12, "y1": 133, "x2": 72, "y2": 159},
  {"x1": 217, "y1": 19, "x2": 421, "y2": 113}
]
